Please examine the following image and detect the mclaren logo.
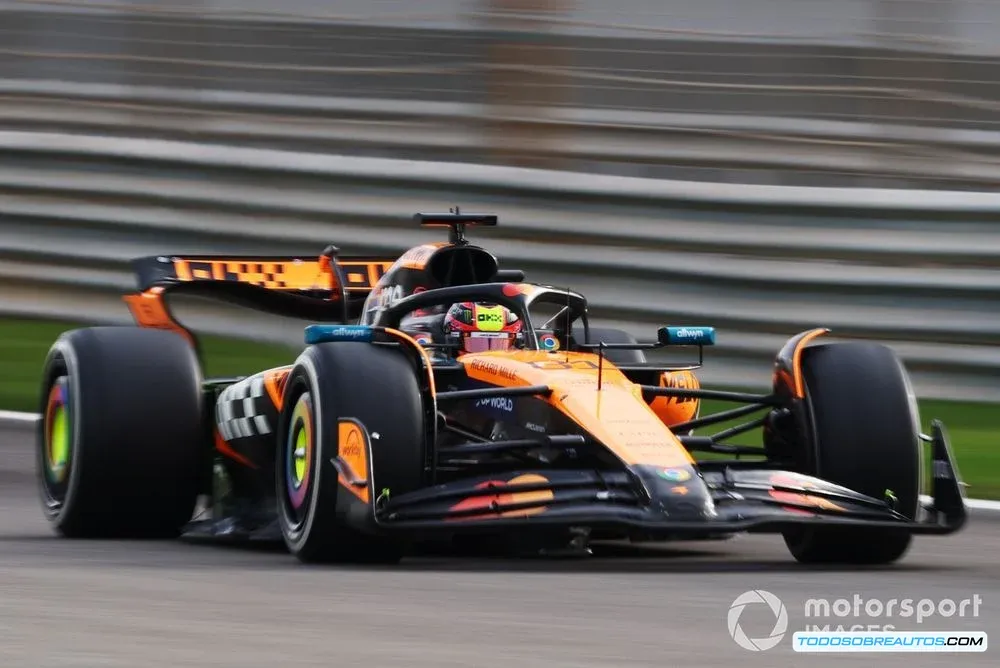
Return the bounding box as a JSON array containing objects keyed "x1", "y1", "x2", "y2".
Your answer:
[{"x1": 659, "y1": 370, "x2": 699, "y2": 405}]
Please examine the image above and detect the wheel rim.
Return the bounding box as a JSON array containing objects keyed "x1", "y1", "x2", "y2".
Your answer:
[
  {"x1": 292, "y1": 429, "x2": 308, "y2": 485},
  {"x1": 282, "y1": 392, "x2": 314, "y2": 529},
  {"x1": 49, "y1": 406, "x2": 69, "y2": 475},
  {"x1": 42, "y1": 376, "x2": 72, "y2": 507}
]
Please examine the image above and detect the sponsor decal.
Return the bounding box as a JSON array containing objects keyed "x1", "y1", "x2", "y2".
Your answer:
[
  {"x1": 658, "y1": 370, "x2": 700, "y2": 405},
  {"x1": 469, "y1": 359, "x2": 519, "y2": 381},
  {"x1": 449, "y1": 473, "x2": 553, "y2": 520},
  {"x1": 475, "y1": 396, "x2": 514, "y2": 413},
  {"x1": 528, "y1": 359, "x2": 600, "y2": 371},
  {"x1": 474, "y1": 304, "x2": 506, "y2": 332},
  {"x1": 336, "y1": 420, "x2": 370, "y2": 503},
  {"x1": 539, "y1": 333, "x2": 560, "y2": 351},
  {"x1": 413, "y1": 333, "x2": 432, "y2": 346},
  {"x1": 377, "y1": 284, "x2": 405, "y2": 309},
  {"x1": 409, "y1": 286, "x2": 432, "y2": 317},
  {"x1": 671, "y1": 485, "x2": 689, "y2": 495},
  {"x1": 676, "y1": 328, "x2": 705, "y2": 339},
  {"x1": 342, "y1": 430, "x2": 363, "y2": 458},
  {"x1": 524, "y1": 421, "x2": 546, "y2": 433},
  {"x1": 658, "y1": 467, "x2": 692, "y2": 482},
  {"x1": 333, "y1": 326, "x2": 368, "y2": 339},
  {"x1": 770, "y1": 472, "x2": 819, "y2": 490},
  {"x1": 769, "y1": 490, "x2": 846, "y2": 512},
  {"x1": 304, "y1": 325, "x2": 373, "y2": 344},
  {"x1": 397, "y1": 244, "x2": 438, "y2": 269},
  {"x1": 364, "y1": 282, "x2": 409, "y2": 315},
  {"x1": 501, "y1": 283, "x2": 534, "y2": 297},
  {"x1": 768, "y1": 471, "x2": 845, "y2": 510},
  {"x1": 660, "y1": 326, "x2": 717, "y2": 346}
]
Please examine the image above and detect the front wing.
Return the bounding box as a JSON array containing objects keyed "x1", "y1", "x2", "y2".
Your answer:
[{"x1": 365, "y1": 421, "x2": 967, "y2": 539}]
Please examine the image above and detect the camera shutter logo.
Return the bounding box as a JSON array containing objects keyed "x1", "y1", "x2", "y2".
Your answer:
[{"x1": 728, "y1": 590, "x2": 788, "y2": 651}]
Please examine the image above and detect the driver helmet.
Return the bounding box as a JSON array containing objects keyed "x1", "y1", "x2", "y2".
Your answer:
[{"x1": 443, "y1": 302, "x2": 523, "y2": 355}]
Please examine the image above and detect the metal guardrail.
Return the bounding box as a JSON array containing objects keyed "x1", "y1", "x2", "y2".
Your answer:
[
  {"x1": 5, "y1": 3, "x2": 1000, "y2": 131},
  {"x1": 5, "y1": 80, "x2": 1000, "y2": 189},
  {"x1": 0, "y1": 130, "x2": 997, "y2": 400},
  {"x1": 8, "y1": 3, "x2": 1000, "y2": 190}
]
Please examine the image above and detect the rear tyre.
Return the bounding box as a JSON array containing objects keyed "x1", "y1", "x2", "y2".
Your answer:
[
  {"x1": 37, "y1": 327, "x2": 204, "y2": 538},
  {"x1": 782, "y1": 342, "x2": 921, "y2": 565},
  {"x1": 580, "y1": 327, "x2": 646, "y2": 365},
  {"x1": 276, "y1": 342, "x2": 425, "y2": 564}
]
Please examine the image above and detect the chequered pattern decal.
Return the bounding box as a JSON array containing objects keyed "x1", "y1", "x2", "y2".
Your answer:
[
  {"x1": 216, "y1": 375, "x2": 272, "y2": 441},
  {"x1": 237, "y1": 262, "x2": 285, "y2": 289},
  {"x1": 171, "y1": 258, "x2": 393, "y2": 292},
  {"x1": 182, "y1": 260, "x2": 292, "y2": 289}
]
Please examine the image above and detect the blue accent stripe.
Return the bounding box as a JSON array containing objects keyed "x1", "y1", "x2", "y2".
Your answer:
[
  {"x1": 659, "y1": 326, "x2": 716, "y2": 346},
  {"x1": 305, "y1": 325, "x2": 374, "y2": 344}
]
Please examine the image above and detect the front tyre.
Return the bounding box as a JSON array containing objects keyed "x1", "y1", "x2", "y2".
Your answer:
[
  {"x1": 276, "y1": 341, "x2": 425, "y2": 564},
  {"x1": 783, "y1": 341, "x2": 921, "y2": 565}
]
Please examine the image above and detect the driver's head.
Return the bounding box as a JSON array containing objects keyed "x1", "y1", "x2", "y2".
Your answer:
[{"x1": 443, "y1": 301, "x2": 523, "y2": 355}]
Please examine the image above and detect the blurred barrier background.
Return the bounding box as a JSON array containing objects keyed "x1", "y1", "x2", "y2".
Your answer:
[
  {"x1": 0, "y1": 0, "x2": 998, "y2": 399},
  {"x1": 6, "y1": 0, "x2": 1000, "y2": 186}
]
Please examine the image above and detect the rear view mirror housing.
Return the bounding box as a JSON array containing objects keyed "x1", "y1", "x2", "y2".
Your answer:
[{"x1": 657, "y1": 327, "x2": 716, "y2": 346}]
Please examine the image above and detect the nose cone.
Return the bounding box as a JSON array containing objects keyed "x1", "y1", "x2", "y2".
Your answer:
[{"x1": 634, "y1": 465, "x2": 716, "y2": 520}]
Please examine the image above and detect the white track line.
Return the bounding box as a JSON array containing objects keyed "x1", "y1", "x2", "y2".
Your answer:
[
  {"x1": 2, "y1": 411, "x2": 998, "y2": 512},
  {"x1": 0, "y1": 410, "x2": 39, "y2": 423},
  {"x1": 967, "y1": 499, "x2": 1000, "y2": 511},
  {"x1": 921, "y1": 494, "x2": 1000, "y2": 513}
]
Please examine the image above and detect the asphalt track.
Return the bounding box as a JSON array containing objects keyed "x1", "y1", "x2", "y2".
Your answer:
[{"x1": 1, "y1": 419, "x2": 997, "y2": 667}]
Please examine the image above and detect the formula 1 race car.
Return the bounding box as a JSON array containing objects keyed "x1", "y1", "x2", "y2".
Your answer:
[{"x1": 35, "y1": 213, "x2": 967, "y2": 565}]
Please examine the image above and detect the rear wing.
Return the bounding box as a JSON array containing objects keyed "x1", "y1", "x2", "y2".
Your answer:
[
  {"x1": 132, "y1": 254, "x2": 393, "y2": 295},
  {"x1": 123, "y1": 252, "x2": 395, "y2": 358}
]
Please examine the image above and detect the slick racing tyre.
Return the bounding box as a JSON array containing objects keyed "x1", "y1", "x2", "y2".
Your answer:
[
  {"x1": 783, "y1": 341, "x2": 921, "y2": 565},
  {"x1": 276, "y1": 341, "x2": 424, "y2": 564},
  {"x1": 37, "y1": 327, "x2": 204, "y2": 538}
]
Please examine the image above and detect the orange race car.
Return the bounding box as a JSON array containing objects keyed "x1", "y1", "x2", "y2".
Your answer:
[{"x1": 35, "y1": 213, "x2": 967, "y2": 565}]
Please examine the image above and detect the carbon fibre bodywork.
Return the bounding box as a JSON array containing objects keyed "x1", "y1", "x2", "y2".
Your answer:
[
  {"x1": 119, "y1": 214, "x2": 966, "y2": 556},
  {"x1": 295, "y1": 339, "x2": 966, "y2": 543},
  {"x1": 187, "y1": 322, "x2": 966, "y2": 551},
  {"x1": 368, "y1": 427, "x2": 966, "y2": 538}
]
